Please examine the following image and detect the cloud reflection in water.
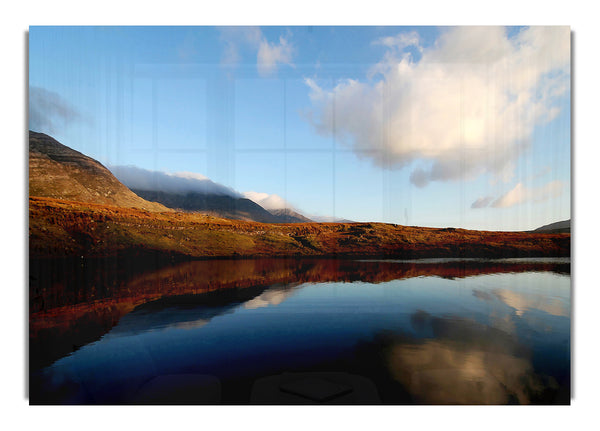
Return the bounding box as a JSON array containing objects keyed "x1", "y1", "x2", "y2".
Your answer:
[
  {"x1": 384, "y1": 311, "x2": 557, "y2": 404},
  {"x1": 244, "y1": 286, "x2": 298, "y2": 310}
]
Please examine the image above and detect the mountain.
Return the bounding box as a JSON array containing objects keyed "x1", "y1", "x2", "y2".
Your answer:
[
  {"x1": 29, "y1": 131, "x2": 169, "y2": 212},
  {"x1": 268, "y1": 208, "x2": 314, "y2": 223},
  {"x1": 110, "y1": 165, "x2": 314, "y2": 223},
  {"x1": 132, "y1": 190, "x2": 316, "y2": 224},
  {"x1": 131, "y1": 189, "x2": 283, "y2": 223},
  {"x1": 532, "y1": 219, "x2": 570, "y2": 234}
]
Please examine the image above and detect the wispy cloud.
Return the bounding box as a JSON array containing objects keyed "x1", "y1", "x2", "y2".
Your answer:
[
  {"x1": 219, "y1": 27, "x2": 294, "y2": 76},
  {"x1": 29, "y1": 86, "x2": 84, "y2": 134},
  {"x1": 471, "y1": 196, "x2": 494, "y2": 209},
  {"x1": 491, "y1": 181, "x2": 564, "y2": 208},
  {"x1": 305, "y1": 26, "x2": 570, "y2": 188},
  {"x1": 372, "y1": 30, "x2": 422, "y2": 51},
  {"x1": 472, "y1": 180, "x2": 564, "y2": 209},
  {"x1": 218, "y1": 26, "x2": 263, "y2": 67},
  {"x1": 257, "y1": 36, "x2": 294, "y2": 77}
]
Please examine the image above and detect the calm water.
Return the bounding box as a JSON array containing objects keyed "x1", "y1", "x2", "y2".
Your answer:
[{"x1": 29, "y1": 258, "x2": 570, "y2": 404}]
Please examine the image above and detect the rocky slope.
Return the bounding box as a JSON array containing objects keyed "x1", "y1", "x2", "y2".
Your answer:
[{"x1": 29, "y1": 131, "x2": 170, "y2": 212}]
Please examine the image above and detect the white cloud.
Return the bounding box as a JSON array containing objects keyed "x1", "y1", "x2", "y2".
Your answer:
[
  {"x1": 305, "y1": 26, "x2": 570, "y2": 188},
  {"x1": 169, "y1": 171, "x2": 209, "y2": 181},
  {"x1": 490, "y1": 180, "x2": 564, "y2": 208},
  {"x1": 218, "y1": 26, "x2": 263, "y2": 67},
  {"x1": 242, "y1": 191, "x2": 293, "y2": 211},
  {"x1": 219, "y1": 27, "x2": 294, "y2": 76},
  {"x1": 257, "y1": 36, "x2": 294, "y2": 77}
]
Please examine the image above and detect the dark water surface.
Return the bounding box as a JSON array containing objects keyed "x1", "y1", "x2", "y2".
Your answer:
[{"x1": 29, "y1": 257, "x2": 570, "y2": 404}]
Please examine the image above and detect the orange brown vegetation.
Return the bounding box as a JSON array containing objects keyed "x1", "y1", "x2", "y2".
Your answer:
[{"x1": 29, "y1": 196, "x2": 570, "y2": 260}]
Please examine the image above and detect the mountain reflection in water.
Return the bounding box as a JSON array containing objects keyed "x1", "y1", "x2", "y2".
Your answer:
[{"x1": 29, "y1": 257, "x2": 570, "y2": 404}]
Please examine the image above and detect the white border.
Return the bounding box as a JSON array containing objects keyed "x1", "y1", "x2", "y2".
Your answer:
[{"x1": 4, "y1": 2, "x2": 598, "y2": 430}]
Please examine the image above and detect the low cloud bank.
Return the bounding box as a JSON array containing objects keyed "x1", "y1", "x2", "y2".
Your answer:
[
  {"x1": 109, "y1": 165, "x2": 241, "y2": 197},
  {"x1": 242, "y1": 191, "x2": 295, "y2": 211}
]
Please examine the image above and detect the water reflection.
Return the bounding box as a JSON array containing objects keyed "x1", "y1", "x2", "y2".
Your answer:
[
  {"x1": 491, "y1": 289, "x2": 569, "y2": 317},
  {"x1": 244, "y1": 285, "x2": 299, "y2": 310},
  {"x1": 29, "y1": 257, "x2": 570, "y2": 404},
  {"x1": 386, "y1": 312, "x2": 554, "y2": 404}
]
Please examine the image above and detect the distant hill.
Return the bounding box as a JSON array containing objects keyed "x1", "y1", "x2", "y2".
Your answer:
[
  {"x1": 269, "y1": 208, "x2": 314, "y2": 223},
  {"x1": 131, "y1": 189, "x2": 283, "y2": 223},
  {"x1": 532, "y1": 219, "x2": 570, "y2": 234},
  {"x1": 29, "y1": 131, "x2": 169, "y2": 212},
  {"x1": 311, "y1": 215, "x2": 356, "y2": 223}
]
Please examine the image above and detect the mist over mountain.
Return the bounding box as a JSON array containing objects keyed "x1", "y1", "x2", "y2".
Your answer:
[
  {"x1": 131, "y1": 189, "x2": 283, "y2": 223},
  {"x1": 111, "y1": 165, "x2": 315, "y2": 223},
  {"x1": 28, "y1": 133, "x2": 335, "y2": 224},
  {"x1": 110, "y1": 165, "x2": 241, "y2": 197}
]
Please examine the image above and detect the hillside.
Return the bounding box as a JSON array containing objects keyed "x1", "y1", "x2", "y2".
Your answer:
[
  {"x1": 29, "y1": 196, "x2": 570, "y2": 260},
  {"x1": 533, "y1": 219, "x2": 571, "y2": 234},
  {"x1": 29, "y1": 131, "x2": 170, "y2": 212}
]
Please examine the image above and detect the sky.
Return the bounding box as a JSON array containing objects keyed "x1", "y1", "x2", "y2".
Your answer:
[{"x1": 28, "y1": 26, "x2": 571, "y2": 230}]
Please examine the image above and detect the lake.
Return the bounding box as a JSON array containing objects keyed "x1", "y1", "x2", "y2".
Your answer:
[{"x1": 29, "y1": 257, "x2": 570, "y2": 404}]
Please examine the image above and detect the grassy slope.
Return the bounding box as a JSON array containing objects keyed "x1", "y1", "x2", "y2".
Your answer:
[{"x1": 29, "y1": 196, "x2": 570, "y2": 259}]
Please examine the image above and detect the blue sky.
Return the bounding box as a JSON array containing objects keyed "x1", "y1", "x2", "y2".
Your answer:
[{"x1": 28, "y1": 26, "x2": 570, "y2": 230}]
